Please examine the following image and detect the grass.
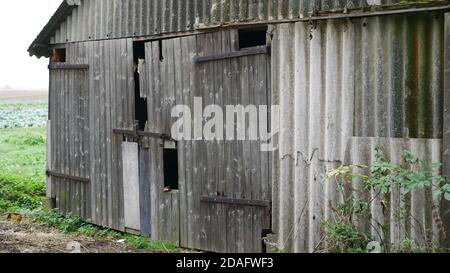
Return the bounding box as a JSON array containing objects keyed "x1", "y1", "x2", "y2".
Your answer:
[
  {"x1": 0, "y1": 127, "x2": 46, "y2": 212},
  {"x1": 0, "y1": 101, "x2": 180, "y2": 252},
  {"x1": 32, "y1": 210, "x2": 178, "y2": 252}
]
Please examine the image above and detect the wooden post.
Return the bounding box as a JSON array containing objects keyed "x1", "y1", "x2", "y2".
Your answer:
[
  {"x1": 442, "y1": 13, "x2": 450, "y2": 248},
  {"x1": 139, "y1": 144, "x2": 152, "y2": 237}
]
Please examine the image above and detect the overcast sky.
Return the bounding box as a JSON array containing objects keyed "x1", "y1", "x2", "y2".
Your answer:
[{"x1": 0, "y1": 0, "x2": 62, "y2": 90}]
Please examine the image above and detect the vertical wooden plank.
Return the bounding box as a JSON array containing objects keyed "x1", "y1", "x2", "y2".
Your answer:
[
  {"x1": 164, "y1": 39, "x2": 176, "y2": 136},
  {"x1": 195, "y1": 33, "x2": 208, "y2": 251},
  {"x1": 243, "y1": 54, "x2": 255, "y2": 253},
  {"x1": 86, "y1": 41, "x2": 94, "y2": 223},
  {"x1": 110, "y1": 40, "x2": 119, "y2": 230},
  {"x1": 120, "y1": 39, "x2": 127, "y2": 130},
  {"x1": 174, "y1": 37, "x2": 188, "y2": 247},
  {"x1": 139, "y1": 147, "x2": 152, "y2": 236},
  {"x1": 163, "y1": 38, "x2": 181, "y2": 245},
  {"x1": 76, "y1": 67, "x2": 82, "y2": 217},
  {"x1": 62, "y1": 65, "x2": 69, "y2": 215},
  {"x1": 54, "y1": 69, "x2": 59, "y2": 211},
  {"x1": 91, "y1": 41, "x2": 100, "y2": 224},
  {"x1": 148, "y1": 42, "x2": 160, "y2": 240},
  {"x1": 211, "y1": 31, "x2": 226, "y2": 253},
  {"x1": 71, "y1": 67, "x2": 77, "y2": 216},
  {"x1": 202, "y1": 32, "x2": 215, "y2": 252},
  {"x1": 81, "y1": 64, "x2": 90, "y2": 221},
  {"x1": 59, "y1": 69, "x2": 65, "y2": 214},
  {"x1": 207, "y1": 31, "x2": 226, "y2": 253},
  {"x1": 442, "y1": 13, "x2": 450, "y2": 248},
  {"x1": 171, "y1": 193, "x2": 180, "y2": 245},
  {"x1": 56, "y1": 69, "x2": 62, "y2": 212},
  {"x1": 226, "y1": 30, "x2": 241, "y2": 253},
  {"x1": 69, "y1": 61, "x2": 75, "y2": 216},
  {"x1": 223, "y1": 29, "x2": 233, "y2": 253},
  {"x1": 122, "y1": 142, "x2": 141, "y2": 231},
  {"x1": 251, "y1": 53, "x2": 263, "y2": 253},
  {"x1": 98, "y1": 40, "x2": 107, "y2": 227},
  {"x1": 183, "y1": 35, "x2": 196, "y2": 249},
  {"x1": 127, "y1": 39, "x2": 136, "y2": 129},
  {"x1": 104, "y1": 40, "x2": 114, "y2": 228},
  {"x1": 48, "y1": 68, "x2": 56, "y2": 205}
]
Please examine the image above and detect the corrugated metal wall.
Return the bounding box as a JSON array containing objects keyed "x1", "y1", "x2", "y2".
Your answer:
[
  {"x1": 271, "y1": 12, "x2": 445, "y2": 252},
  {"x1": 49, "y1": 0, "x2": 448, "y2": 44}
]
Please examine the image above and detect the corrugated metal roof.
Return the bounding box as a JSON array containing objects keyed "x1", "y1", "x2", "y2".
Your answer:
[
  {"x1": 271, "y1": 11, "x2": 444, "y2": 252},
  {"x1": 29, "y1": 0, "x2": 450, "y2": 57},
  {"x1": 28, "y1": 0, "x2": 81, "y2": 58}
]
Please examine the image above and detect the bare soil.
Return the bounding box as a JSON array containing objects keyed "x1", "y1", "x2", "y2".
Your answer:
[
  {"x1": 0, "y1": 90, "x2": 48, "y2": 103},
  {"x1": 0, "y1": 215, "x2": 161, "y2": 253}
]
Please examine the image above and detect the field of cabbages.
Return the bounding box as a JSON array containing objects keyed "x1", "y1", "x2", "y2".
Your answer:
[{"x1": 0, "y1": 105, "x2": 47, "y2": 129}]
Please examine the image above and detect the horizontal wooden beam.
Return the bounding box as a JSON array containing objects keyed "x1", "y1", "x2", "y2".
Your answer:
[
  {"x1": 113, "y1": 128, "x2": 173, "y2": 141},
  {"x1": 48, "y1": 63, "x2": 89, "y2": 70},
  {"x1": 193, "y1": 46, "x2": 270, "y2": 63},
  {"x1": 201, "y1": 196, "x2": 270, "y2": 208},
  {"x1": 46, "y1": 170, "x2": 90, "y2": 183}
]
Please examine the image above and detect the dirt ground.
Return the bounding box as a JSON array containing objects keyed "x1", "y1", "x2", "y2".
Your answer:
[
  {"x1": 0, "y1": 215, "x2": 163, "y2": 253},
  {"x1": 0, "y1": 90, "x2": 48, "y2": 103}
]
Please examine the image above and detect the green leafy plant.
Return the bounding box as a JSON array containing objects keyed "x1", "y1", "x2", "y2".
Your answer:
[
  {"x1": 124, "y1": 234, "x2": 177, "y2": 251},
  {"x1": 32, "y1": 210, "x2": 178, "y2": 252},
  {"x1": 369, "y1": 149, "x2": 450, "y2": 200},
  {"x1": 0, "y1": 127, "x2": 47, "y2": 213},
  {"x1": 321, "y1": 147, "x2": 450, "y2": 253}
]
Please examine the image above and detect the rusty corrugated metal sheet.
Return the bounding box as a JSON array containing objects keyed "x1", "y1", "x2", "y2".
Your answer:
[
  {"x1": 32, "y1": 1, "x2": 449, "y2": 51},
  {"x1": 271, "y1": 12, "x2": 445, "y2": 252}
]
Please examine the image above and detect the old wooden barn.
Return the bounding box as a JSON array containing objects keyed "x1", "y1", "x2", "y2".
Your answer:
[{"x1": 30, "y1": 0, "x2": 450, "y2": 253}]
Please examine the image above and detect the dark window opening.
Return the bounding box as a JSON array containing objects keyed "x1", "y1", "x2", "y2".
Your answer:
[
  {"x1": 51, "y1": 48, "x2": 66, "y2": 63},
  {"x1": 163, "y1": 147, "x2": 179, "y2": 191},
  {"x1": 238, "y1": 27, "x2": 268, "y2": 49},
  {"x1": 133, "y1": 41, "x2": 148, "y2": 131},
  {"x1": 134, "y1": 72, "x2": 148, "y2": 131},
  {"x1": 133, "y1": 42, "x2": 145, "y2": 62},
  {"x1": 158, "y1": 40, "x2": 164, "y2": 62}
]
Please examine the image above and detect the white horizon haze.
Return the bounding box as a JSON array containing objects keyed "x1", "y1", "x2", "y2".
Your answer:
[{"x1": 0, "y1": 0, "x2": 61, "y2": 91}]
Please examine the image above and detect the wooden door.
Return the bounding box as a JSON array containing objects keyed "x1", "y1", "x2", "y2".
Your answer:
[
  {"x1": 48, "y1": 64, "x2": 90, "y2": 220},
  {"x1": 140, "y1": 29, "x2": 272, "y2": 252}
]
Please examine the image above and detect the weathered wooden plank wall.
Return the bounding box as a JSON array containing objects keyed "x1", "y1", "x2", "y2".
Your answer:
[
  {"x1": 49, "y1": 39, "x2": 135, "y2": 231},
  {"x1": 141, "y1": 29, "x2": 271, "y2": 252},
  {"x1": 49, "y1": 67, "x2": 90, "y2": 220}
]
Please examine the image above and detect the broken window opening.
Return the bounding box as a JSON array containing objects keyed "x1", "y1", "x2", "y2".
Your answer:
[
  {"x1": 158, "y1": 40, "x2": 164, "y2": 62},
  {"x1": 133, "y1": 41, "x2": 148, "y2": 131},
  {"x1": 51, "y1": 48, "x2": 66, "y2": 63},
  {"x1": 238, "y1": 26, "x2": 268, "y2": 49},
  {"x1": 163, "y1": 142, "x2": 179, "y2": 192}
]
